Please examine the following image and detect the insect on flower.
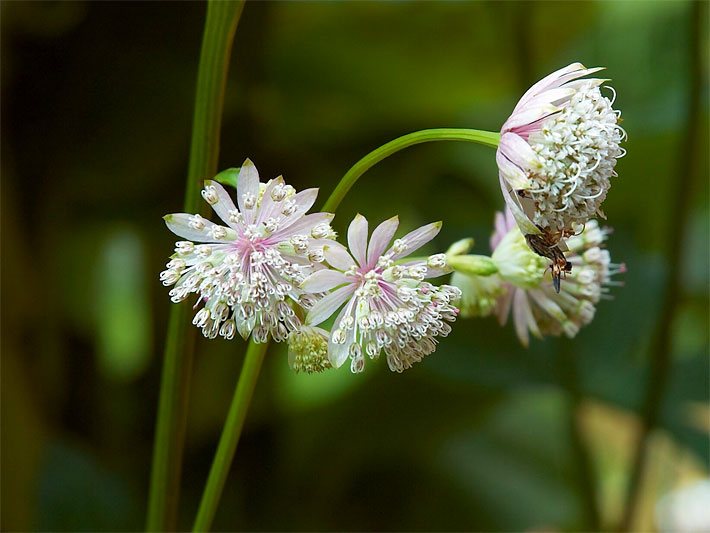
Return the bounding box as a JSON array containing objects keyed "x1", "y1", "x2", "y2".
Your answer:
[{"x1": 524, "y1": 230, "x2": 572, "y2": 293}]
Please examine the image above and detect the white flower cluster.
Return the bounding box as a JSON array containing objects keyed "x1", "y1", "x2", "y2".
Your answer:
[
  {"x1": 159, "y1": 63, "x2": 627, "y2": 368},
  {"x1": 161, "y1": 161, "x2": 461, "y2": 373},
  {"x1": 497, "y1": 63, "x2": 626, "y2": 239},
  {"x1": 160, "y1": 160, "x2": 335, "y2": 343},
  {"x1": 301, "y1": 215, "x2": 460, "y2": 373},
  {"x1": 449, "y1": 209, "x2": 625, "y2": 347}
]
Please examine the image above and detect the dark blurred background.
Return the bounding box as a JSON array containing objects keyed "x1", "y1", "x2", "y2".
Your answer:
[{"x1": 1, "y1": 1, "x2": 708, "y2": 531}]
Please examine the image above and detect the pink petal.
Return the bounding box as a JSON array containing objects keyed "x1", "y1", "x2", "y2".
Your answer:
[
  {"x1": 366, "y1": 216, "x2": 399, "y2": 267},
  {"x1": 499, "y1": 132, "x2": 538, "y2": 172},
  {"x1": 301, "y1": 269, "x2": 351, "y2": 292},
  {"x1": 490, "y1": 211, "x2": 508, "y2": 251},
  {"x1": 495, "y1": 286, "x2": 514, "y2": 326},
  {"x1": 323, "y1": 242, "x2": 356, "y2": 271},
  {"x1": 203, "y1": 180, "x2": 240, "y2": 229},
  {"x1": 512, "y1": 289, "x2": 532, "y2": 347},
  {"x1": 347, "y1": 214, "x2": 369, "y2": 266},
  {"x1": 306, "y1": 284, "x2": 356, "y2": 327},
  {"x1": 388, "y1": 221, "x2": 442, "y2": 260}
]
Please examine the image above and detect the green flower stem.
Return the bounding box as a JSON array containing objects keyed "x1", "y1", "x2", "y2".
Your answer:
[
  {"x1": 146, "y1": 2, "x2": 244, "y2": 530},
  {"x1": 321, "y1": 128, "x2": 500, "y2": 212},
  {"x1": 192, "y1": 340, "x2": 270, "y2": 532}
]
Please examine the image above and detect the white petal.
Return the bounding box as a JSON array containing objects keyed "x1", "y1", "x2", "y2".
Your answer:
[
  {"x1": 366, "y1": 216, "x2": 399, "y2": 267},
  {"x1": 498, "y1": 174, "x2": 541, "y2": 236},
  {"x1": 306, "y1": 284, "x2": 356, "y2": 326},
  {"x1": 236, "y1": 159, "x2": 260, "y2": 218},
  {"x1": 512, "y1": 289, "x2": 532, "y2": 347},
  {"x1": 347, "y1": 214, "x2": 369, "y2": 266},
  {"x1": 323, "y1": 242, "x2": 356, "y2": 271},
  {"x1": 254, "y1": 176, "x2": 284, "y2": 225},
  {"x1": 389, "y1": 221, "x2": 442, "y2": 260},
  {"x1": 504, "y1": 103, "x2": 560, "y2": 132},
  {"x1": 301, "y1": 269, "x2": 351, "y2": 292},
  {"x1": 496, "y1": 149, "x2": 529, "y2": 190},
  {"x1": 269, "y1": 212, "x2": 334, "y2": 241},
  {"x1": 164, "y1": 214, "x2": 236, "y2": 242},
  {"x1": 521, "y1": 87, "x2": 576, "y2": 110},
  {"x1": 203, "y1": 180, "x2": 240, "y2": 228},
  {"x1": 328, "y1": 303, "x2": 356, "y2": 368},
  {"x1": 277, "y1": 188, "x2": 319, "y2": 230},
  {"x1": 529, "y1": 289, "x2": 567, "y2": 323},
  {"x1": 399, "y1": 259, "x2": 451, "y2": 279},
  {"x1": 514, "y1": 63, "x2": 586, "y2": 112}
]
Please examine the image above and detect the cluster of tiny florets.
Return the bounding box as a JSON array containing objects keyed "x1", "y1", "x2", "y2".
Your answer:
[
  {"x1": 330, "y1": 260, "x2": 460, "y2": 373},
  {"x1": 287, "y1": 326, "x2": 332, "y2": 374},
  {"x1": 492, "y1": 214, "x2": 625, "y2": 346},
  {"x1": 160, "y1": 161, "x2": 335, "y2": 343},
  {"x1": 497, "y1": 63, "x2": 626, "y2": 241},
  {"x1": 302, "y1": 215, "x2": 461, "y2": 373},
  {"x1": 526, "y1": 83, "x2": 625, "y2": 232}
]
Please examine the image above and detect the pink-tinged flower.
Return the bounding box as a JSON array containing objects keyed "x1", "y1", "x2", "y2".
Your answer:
[
  {"x1": 497, "y1": 63, "x2": 626, "y2": 239},
  {"x1": 160, "y1": 159, "x2": 336, "y2": 342},
  {"x1": 491, "y1": 209, "x2": 625, "y2": 347},
  {"x1": 301, "y1": 215, "x2": 461, "y2": 373}
]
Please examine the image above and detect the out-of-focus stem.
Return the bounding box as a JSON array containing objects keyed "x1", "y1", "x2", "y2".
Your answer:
[
  {"x1": 557, "y1": 347, "x2": 600, "y2": 530},
  {"x1": 192, "y1": 340, "x2": 269, "y2": 532},
  {"x1": 618, "y1": 2, "x2": 705, "y2": 530},
  {"x1": 321, "y1": 128, "x2": 500, "y2": 213},
  {"x1": 146, "y1": 2, "x2": 244, "y2": 530}
]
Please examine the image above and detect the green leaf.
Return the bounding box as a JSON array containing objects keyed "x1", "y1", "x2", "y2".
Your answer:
[{"x1": 213, "y1": 167, "x2": 240, "y2": 189}]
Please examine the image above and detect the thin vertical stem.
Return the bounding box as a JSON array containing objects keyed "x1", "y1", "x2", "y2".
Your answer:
[
  {"x1": 192, "y1": 340, "x2": 270, "y2": 532},
  {"x1": 618, "y1": 2, "x2": 705, "y2": 530},
  {"x1": 147, "y1": 2, "x2": 244, "y2": 530}
]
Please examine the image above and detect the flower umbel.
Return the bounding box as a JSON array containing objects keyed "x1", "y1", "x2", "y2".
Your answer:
[
  {"x1": 160, "y1": 159, "x2": 335, "y2": 342},
  {"x1": 287, "y1": 326, "x2": 332, "y2": 374},
  {"x1": 491, "y1": 209, "x2": 625, "y2": 346},
  {"x1": 497, "y1": 62, "x2": 626, "y2": 239},
  {"x1": 302, "y1": 215, "x2": 461, "y2": 373}
]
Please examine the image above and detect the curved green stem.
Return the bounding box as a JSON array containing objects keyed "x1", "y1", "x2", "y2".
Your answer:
[
  {"x1": 321, "y1": 128, "x2": 500, "y2": 212},
  {"x1": 193, "y1": 340, "x2": 270, "y2": 532},
  {"x1": 147, "y1": 2, "x2": 244, "y2": 530}
]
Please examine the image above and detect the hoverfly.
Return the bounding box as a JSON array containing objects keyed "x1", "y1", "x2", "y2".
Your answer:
[{"x1": 525, "y1": 229, "x2": 573, "y2": 293}]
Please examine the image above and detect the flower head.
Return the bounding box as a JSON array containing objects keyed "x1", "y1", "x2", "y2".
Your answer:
[
  {"x1": 497, "y1": 63, "x2": 626, "y2": 239},
  {"x1": 491, "y1": 209, "x2": 625, "y2": 346},
  {"x1": 160, "y1": 159, "x2": 335, "y2": 342},
  {"x1": 287, "y1": 326, "x2": 332, "y2": 374},
  {"x1": 302, "y1": 215, "x2": 461, "y2": 373}
]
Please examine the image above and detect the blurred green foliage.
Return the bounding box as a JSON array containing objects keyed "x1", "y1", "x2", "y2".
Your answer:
[{"x1": 1, "y1": 1, "x2": 707, "y2": 531}]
